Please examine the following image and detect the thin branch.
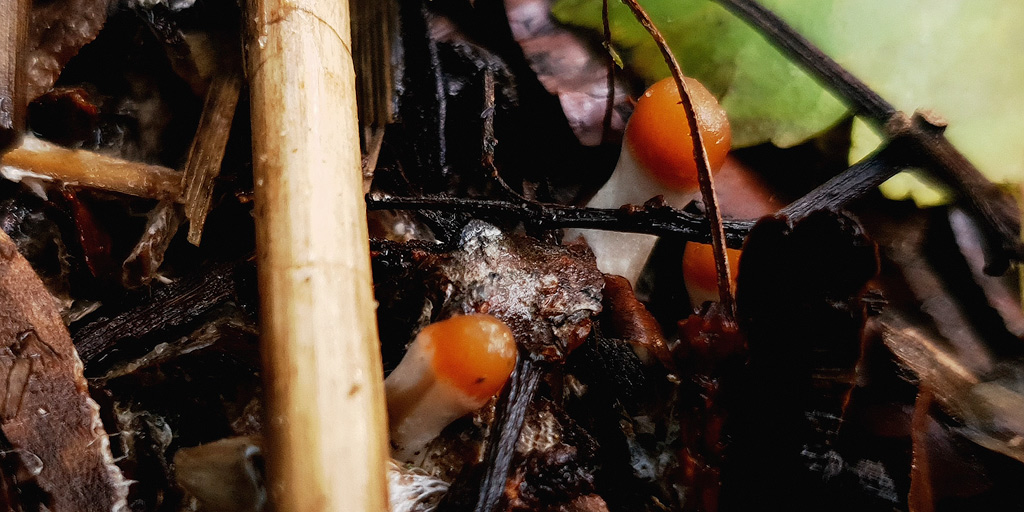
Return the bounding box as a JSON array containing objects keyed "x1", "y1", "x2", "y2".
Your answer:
[
  {"x1": 368, "y1": 143, "x2": 907, "y2": 248},
  {"x1": 781, "y1": 143, "x2": 907, "y2": 221},
  {"x1": 601, "y1": 0, "x2": 615, "y2": 143},
  {"x1": 367, "y1": 193, "x2": 753, "y2": 248},
  {"x1": 714, "y1": 0, "x2": 1022, "y2": 273},
  {"x1": 620, "y1": 0, "x2": 736, "y2": 318}
]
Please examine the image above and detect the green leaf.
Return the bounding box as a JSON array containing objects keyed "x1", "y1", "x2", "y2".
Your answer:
[{"x1": 552, "y1": 0, "x2": 1024, "y2": 201}]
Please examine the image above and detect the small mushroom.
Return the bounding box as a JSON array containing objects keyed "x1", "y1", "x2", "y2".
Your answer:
[
  {"x1": 569, "y1": 76, "x2": 731, "y2": 285},
  {"x1": 683, "y1": 241, "x2": 742, "y2": 310},
  {"x1": 385, "y1": 314, "x2": 518, "y2": 461}
]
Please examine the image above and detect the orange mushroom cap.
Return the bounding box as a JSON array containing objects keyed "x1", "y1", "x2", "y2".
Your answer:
[
  {"x1": 625, "y1": 77, "x2": 731, "y2": 191},
  {"x1": 420, "y1": 314, "x2": 518, "y2": 402}
]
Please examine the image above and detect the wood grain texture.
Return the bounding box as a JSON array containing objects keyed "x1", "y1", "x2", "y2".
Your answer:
[
  {"x1": 0, "y1": 0, "x2": 29, "y2": 151},
  {"x1": 246, "y1": 0, "x2": 390, "y2": 509}
]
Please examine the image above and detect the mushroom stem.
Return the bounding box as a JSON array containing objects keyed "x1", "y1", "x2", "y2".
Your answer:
[{"x1": 568, "y1": 145, "x2": 697, "y2": 284}]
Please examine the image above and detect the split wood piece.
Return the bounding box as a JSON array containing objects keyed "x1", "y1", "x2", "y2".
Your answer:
[
  {"x1": 247, "y1": 0, "x2": 389, "y2": 510},
  {"x1": 181, "y1": 73, "x2": 242, "y2": 246},
  {"x1": 1, "y1": 135, "x2": 182, "y2": 200},
  {"x1": 121, "y1": 200, "x2": 185, "y2": 288},
  {"x1": 0, "y1": 0, "x2": 29, "y2": 152},
  {"x1": 350, "y1": 0, "x2": 396, "y2": 151},
  {"x1": 0, "y1": 230, "x2": 128, "y2": 510}
]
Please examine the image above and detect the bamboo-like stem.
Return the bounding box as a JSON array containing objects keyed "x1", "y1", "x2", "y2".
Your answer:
[
  {"x1": 1, "y1": 135, "x2": 182, "y2": 200},
  {"x1": 246, "y1": 0, "x2": 389, "y2": 510}
]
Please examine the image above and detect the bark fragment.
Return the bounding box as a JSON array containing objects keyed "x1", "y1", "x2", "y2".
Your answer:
[{"x1": 0, "y1": 229, "x2": 127, "y2": 510}]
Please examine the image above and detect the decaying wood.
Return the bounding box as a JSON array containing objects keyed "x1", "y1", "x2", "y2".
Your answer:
[
  {"x1": 246, "y1": 0, "x2": 389, "y2": 509},
  {"x1": 0, "y1": 0, "x2": 30, "y2": 152},
  {"x1": 75, "y1": 260, "x2": 246, "y2": 366},
  {"x1": 0, "y1": 229, "x2": 128, "y2": 510},
  {"x1": 1, "y1": 135, "x2": 182, "y2": 200},
  {"x1": 181, "y1": 73, "x2": 242, "y2": 246}
]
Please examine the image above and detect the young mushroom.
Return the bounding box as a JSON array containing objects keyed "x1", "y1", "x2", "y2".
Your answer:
[
  {"x1": 569, "y1": 76, "x2": 731, "y2": 285},
  {"x1": 683, "y1": 241, "x2": 742, "y2": 310},
  {"x1": 385, "y1": 314, "x2": 518, "y2": 462}
]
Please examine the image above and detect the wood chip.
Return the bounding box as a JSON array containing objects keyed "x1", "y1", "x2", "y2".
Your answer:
[
  {"x1": 180, "y1": 73, "x2": 242, "y2": 246},
  {"x1": 121, "y1": 200, "x2": 185, "y2": 288}
]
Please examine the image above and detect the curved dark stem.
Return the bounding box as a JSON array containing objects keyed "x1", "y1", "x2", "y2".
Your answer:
[
  {"x1": 713, "y1": 0, "x2": 1022, "y2": 273},
  {"x1": 481, "y1": 67, "x2": 527, "y2": 202},
  {"x1": 620, "y1": 0, "x2": 736, "y2": 319},
  {"x1": 601, "y1": 0, "x2": 615, "y2": 143}
]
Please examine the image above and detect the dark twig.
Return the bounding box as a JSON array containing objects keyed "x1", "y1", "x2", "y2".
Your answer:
[
  {"x1": 473, "y1": 357, "x2": 543, "y2": 512},
  {"x1": 601, "y1": 0, "x2": 615, "y2": 143},
  {"x1": 367, "y1": 193, "x2": 753, "y2": 248},
  {"x1": 369, "y1": 142, "x2": 908, "y2": 248},
  {"x1": 781, "y1": 144, "x2": 907, "y2": 221},
  {"x1": 620, "y1": 0, "x2": 736, "y2": 318},
  {"x1": 712, "y1": 0, "x2": 895, "y2": 122},
  {"x1": 481, "y1": 67, "x2": 526, "y2": 201},
  {"x1": 714, "y1": 0, "x2": 1022, "y2": 273}
]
